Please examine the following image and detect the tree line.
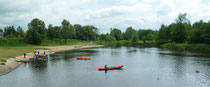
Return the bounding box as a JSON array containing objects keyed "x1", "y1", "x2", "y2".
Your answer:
[
  {"x1": 157, "y1": 13, "x2": 210, "y2": 45},
  {"x1": 0, "y1": 13, "x2": 210, "y2": 45}
]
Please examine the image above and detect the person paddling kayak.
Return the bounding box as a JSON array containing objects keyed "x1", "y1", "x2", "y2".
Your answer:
[{"x1": 105, "y1": 64, "x2": 108, "y2": 68}]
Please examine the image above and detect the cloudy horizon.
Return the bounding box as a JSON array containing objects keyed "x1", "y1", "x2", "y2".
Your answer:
[{"x1": 0, "y1": 0, "x2": 210, "y2": 33}]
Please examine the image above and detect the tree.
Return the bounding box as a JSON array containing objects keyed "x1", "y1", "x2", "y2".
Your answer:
[
  {"x1": 100, "y1": 33, "x2": 116, "y2": 41},
  {"x1": 0, "y1": 29, "x2": 3, "y2": 32},
  {"x1": 60, "y1": 19, "x2": 75, "y2": 42},
  {"x1": 25, "y1": 28, "x2": 42, "y2": 44},
  {"x1": 4, "y1": 26, "x2": 18, "y2": 37},
  {"x1": 47, "y1": 24, "x2": 56, "y2": 40},
  {"x1": 17, "y1": 26, "x2": 24, "y2": 37},
  {"x1": 54, "y1": 26, "x2": 61, "y2": 39},
  {"x1": 171, "y1": 13, "x2": 188, "y2": 43},
  {"x1": 188, "y1": 20, "x2": 204, "y2": 43},
  {"x1": 201, "y1": 21, "x2": 210, "y2": 44},
  {"x1": 124, "y1": 27, "x2": 136, "y2": 40},
  {"x1": 26, "y1": 18, "x2": 46, "y2": 44},
  {"x1": 110, "y1": 28, "x2": 123, "y2": 41},
  {"x1": 176, "y1": 13, "x2": 189, "y2": 23},
  {"x1": 74, "y1": 24, "x2": 83, "y2": 40},
  {"x1": 131, "y1": 32, "x2": 138, "y2": 42},
  {"x1": 81, "y1": 25, "x2": 99, "y2": 41}
]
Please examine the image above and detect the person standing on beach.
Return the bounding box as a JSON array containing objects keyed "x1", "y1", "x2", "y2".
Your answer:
[
  {"x1": 24, "y1": 53, "x2": 26, "y2": 58},
  {"x1": 38, "y1": 51, "x2": 39, "y2": 55}
]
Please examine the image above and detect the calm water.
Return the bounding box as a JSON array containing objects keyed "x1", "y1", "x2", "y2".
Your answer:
[{"x1": 1, "y1": 47, "x2": 210, "y2": 87}]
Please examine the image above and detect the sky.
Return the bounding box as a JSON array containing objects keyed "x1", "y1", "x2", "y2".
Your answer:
[{"x1": 0, "y1": 0, "x2": 210, "y2": 33}]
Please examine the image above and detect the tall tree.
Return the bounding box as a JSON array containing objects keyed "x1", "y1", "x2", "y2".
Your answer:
[
  {"x1": 81, "y1": 25, "x2": 99, "y2": 41},
  {"x1": 26, "y1": 18, "x2": 46, "y2": 44},
  {"x1": 4, "y1": 26, "x2": 18, "y2": 37},
  {"x1": 74, "y1": 24, "x2": 83, "y2": 40},
  {"x1": 110, "y1": 28, "x2": 123, "y2": 41},
  {"x1": 54, "y1": 26, "x2": 61, "y2": 39},
  {"x1": 124, "y1": 27, "x2": 136, "y2": 40},
  {"x1": 0, "y1": 29, "x2": 3, "y2": 32},
  {"x1": 201, "y1": 21, "x2": 210, "y2": 44},
  {"x1": 47, "y1": 24, "x2": 56, "y2": 40},
  {"x1": 60, "y1": 19, "x2": 75, "y2": 42},
  {"x1": 171, "y1": 13, "x2": 188, "y2": 43},
  {"x1": 17, "y1": 26, "x2": 24, "y2": 37}
]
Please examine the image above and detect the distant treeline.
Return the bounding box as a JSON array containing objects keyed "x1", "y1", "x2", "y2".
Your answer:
[{"x1": 0, "y1": 13, "x2": 210, "y2": 45}]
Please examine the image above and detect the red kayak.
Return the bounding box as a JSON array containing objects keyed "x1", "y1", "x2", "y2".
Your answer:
[{"x1": 98, "y1": 65, "x2": 124, "y2": 70}]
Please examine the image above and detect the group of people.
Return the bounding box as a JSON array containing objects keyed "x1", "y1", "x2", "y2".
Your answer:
[{"x1": 23, "y1": 50, "x2": 46, "y2": 58}]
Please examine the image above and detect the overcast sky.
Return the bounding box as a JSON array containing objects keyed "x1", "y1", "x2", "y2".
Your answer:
[{"x1": 0, "y1": 0, "x2": 210, "y2": 33}]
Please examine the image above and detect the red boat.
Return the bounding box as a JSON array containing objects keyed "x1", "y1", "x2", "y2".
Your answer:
[
  {"x1": 76, "y1": 57, "x2": 91, "y2": 60},
  {"x1": 98, "y1": 65, "x2": 124, "y2": 70}
]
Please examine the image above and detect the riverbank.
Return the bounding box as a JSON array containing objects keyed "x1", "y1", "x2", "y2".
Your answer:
[
  {"x1": 161, "y1": 43, "x2": 210, "y2": 52},
  {"x1": 96, "y1": 40, "x2": 155, "y2": 47},
  {"x1": 0, "y1": 45, "x2": 103, "y2": 76}
]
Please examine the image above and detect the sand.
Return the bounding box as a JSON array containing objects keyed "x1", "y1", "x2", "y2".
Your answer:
[{"x1": 0, "y1": 45, "x2": 103, "y2": 76}]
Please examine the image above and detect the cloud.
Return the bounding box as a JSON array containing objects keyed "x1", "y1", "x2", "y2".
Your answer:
[
  {"x1": 0, "y1": 0, "x2": 210, "y2": 33},
  {"x1": 141, "y1": 0, "x2": 156, "y2": 3},
  {"x1": 117, "y1": 0, "x2": 138, "y2": 3}
]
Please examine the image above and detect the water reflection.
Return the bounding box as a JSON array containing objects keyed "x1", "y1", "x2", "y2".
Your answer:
[{"x1": 0, "y1": 47, "x2": 210, "y2": 87}]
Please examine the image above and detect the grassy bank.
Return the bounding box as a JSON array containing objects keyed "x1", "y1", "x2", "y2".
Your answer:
[
  {"x1": 0, "y1": 38, "x2": 97, "y2": 62},
  {"x1": 161, "y1": 43, "x2": 210, "y2": 52},
  {"x1": 96, "y1": 40, "x2": 156, "y2": 47}
]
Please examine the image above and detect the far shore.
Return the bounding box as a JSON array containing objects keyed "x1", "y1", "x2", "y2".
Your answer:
[{"x1": 0, "y1": 45, "x2": 103, "y2": 76}]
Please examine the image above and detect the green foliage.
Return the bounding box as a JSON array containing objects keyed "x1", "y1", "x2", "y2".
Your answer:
[
  {"x1": 47, "y1": 24, "x2": 56, "y2": 40},
  {"x1": 17, "y1": 26, "x2": 24, "y2": 37},
  {"x1": 110, "y1": 28, "x2": 123, "y2": 41},
  {"x1": 1, "y1": 59, "x2": 7, "y2": 62},
  {"x1": 74, "y1": 24, "x2": 83, "y2": 39},
  {"x1": 4, "y1": 26, "x2": 18, "y2": 38},
  {"x1": 0, "y1": 29, "x2": 3, "y2": 32},
  {"x1": 171, "y1": 22, "x2": 187, "y2": 43},
  {"x1": 26, "y1": 28, "x2": 42, "y2": 44},
  {"x1": 0, "y1": 62, "x2": 6, "y2": 65},
  {"x1": 80, "y1": 25, "x2": 99, "y2": 41},
  {"x1": 100, "y1": 33, "x2": 116, "y2": 41},
  {"x1": 124, "y1": 27, "x2": 136, "y2": 40},
  {"x1": 161, "y1": 43, "x2": 210, "y2": 51},
  {"x1": 28, "y1": 18, "x2": 46, "y2": 39},
  {"x1": 137, "y1": 29, "x2": 157, "y2": 41},
  {"x1": 0, "y1": 38, "x2": 26, "y2": 46},
  {"x1": 26, "y1": 18, "x2": 46, "y2": 44},
  {"x1": 131, "y1": 32, "x2": 138, "y2": 42},
  {"x1": 60, "y1": 19, "x2": 75, "y2": 42}
]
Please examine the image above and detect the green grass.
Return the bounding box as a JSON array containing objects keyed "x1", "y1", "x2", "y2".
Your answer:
[
  {"x1": 0, "y1": 62, "x2": 6, "y2": 65},
  {"x1": 0, "y1": 38, "x2": 98, "y2": 60},
  {"x1": 0, "y1": 46, "x2": 43, "y2": 60},
  {"x1": 40, "y1": 39, "x2": 96, "y2": 46}
]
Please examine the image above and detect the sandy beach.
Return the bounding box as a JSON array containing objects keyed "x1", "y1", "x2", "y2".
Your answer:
[{"x1": 0, "y1": 45, "x2": 103, "y2": 76}]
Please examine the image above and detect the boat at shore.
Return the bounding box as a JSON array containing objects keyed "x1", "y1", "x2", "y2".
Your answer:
[
  {"x1": 76, "y1": 57, "x2": 91, "y2": 60},
  {"x1": 29, "y1": 58, "x2": 48, "y2": 61},
  {"x1": 98, "y1": 65, "x2": 124, "y2": 70},
  {"x1": 16, "y1": 60, "x2": 34, "y2": 63}
]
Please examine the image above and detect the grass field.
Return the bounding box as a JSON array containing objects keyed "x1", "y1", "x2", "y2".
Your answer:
[{"x1": 0, "y1": 38, "x2": 97, "y2": 62}]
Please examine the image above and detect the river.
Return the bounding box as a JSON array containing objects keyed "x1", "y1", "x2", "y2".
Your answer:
[{"x1": 0, "y1": 47, "x2": 210, "y2": 87}]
